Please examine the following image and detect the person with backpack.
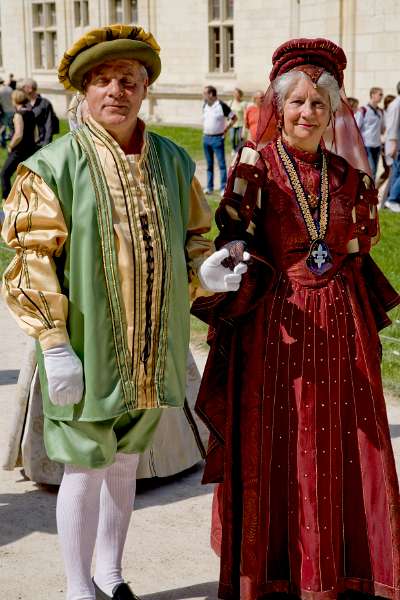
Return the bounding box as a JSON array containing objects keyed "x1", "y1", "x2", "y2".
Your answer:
[
  {"x1": 20, "y1": 77, "x2": 59, "y2": 147},
  {"x1": 355, "y1": 86, "x2": 384, "y2": 179},
  {"x1": 384, "y1": 82, "x2": 400, "y2": 212}
]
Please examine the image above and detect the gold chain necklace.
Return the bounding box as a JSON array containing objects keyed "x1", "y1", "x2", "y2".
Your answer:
[{"x1": 276, "y1": 137, "x2": 332, "y2": 276}]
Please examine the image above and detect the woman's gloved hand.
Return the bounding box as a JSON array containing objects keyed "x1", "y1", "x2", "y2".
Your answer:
[
  {"x1": 198, "y1": 246, "x2": 250, "y2": 292},
  {"x1": 43, "y1": 344, "x2": 84, "y2": 406}
]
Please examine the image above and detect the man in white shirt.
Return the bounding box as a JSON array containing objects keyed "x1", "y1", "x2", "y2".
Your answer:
[
  {"x1": 384, "y1": 82, "x2": 400, "y2": 211},
  {"x1": 355, "y1": 86, "x2": 384, "y2": 179},
  {"x1": 202, "y1": 85, "x2": 237, "y2": 194}
]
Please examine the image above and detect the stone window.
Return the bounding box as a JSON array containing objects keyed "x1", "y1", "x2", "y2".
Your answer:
[
  {"x1": 110, "y1": 0, "x2": 138, "y2": 23},
  {"x1": 128, "y1": 0, "x2": 138, "y2": 22},
  {"x1": 74, "y1": 1, "x2": 90, "y2": 27},
  {"x1": 32, "y1": 1, "x2": 58, "y2": 69},
  {"x1": 208, "y1": 0, "x2": 234, "y2": 72}
]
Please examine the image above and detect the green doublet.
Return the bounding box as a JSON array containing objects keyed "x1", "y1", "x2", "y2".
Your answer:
[{"x1": 24, "y1": 125, "x2": 195, "y2": 422}]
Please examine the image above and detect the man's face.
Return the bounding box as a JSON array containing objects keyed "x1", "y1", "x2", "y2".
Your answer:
[
  {"x1": 254, "y1": 92, "x2": 264, "y2": 107},
  {"x1": 203, "y1": 87, "x2": 215, "y2": 104},
  {"x1": 85, "y1": 59, "x2": 148, "y2": 135},
  {"x1": 22, "y1": 84, "x2": 34, "y2": 98},
  {"x1": 371, "y1": 89, "x2": 383, "y2": 105}
]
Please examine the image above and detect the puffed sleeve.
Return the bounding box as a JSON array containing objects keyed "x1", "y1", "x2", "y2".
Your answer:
[
  {"x1": 191, "y1": 145, "x2": 274, "y2": 325},
  {"x1": 215, "y1": 143, "x2": 266, "y2": 247},
  {"x1": 346, "y1": 172, "x2": 379, "y2": 255},
  {"x1": 1, "y1": 166, "x2": 69, "y2": 350},
  {"x1": 344, "y1": 170, "x2": 400, "y2": 333},
  {"x1": 185, "y1": 175, "x2": 214, "y2": 300}
]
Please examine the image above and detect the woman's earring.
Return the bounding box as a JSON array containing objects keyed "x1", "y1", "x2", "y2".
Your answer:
[{"x1": 277, "y1": 117, "x2": 283, "y2": 131}]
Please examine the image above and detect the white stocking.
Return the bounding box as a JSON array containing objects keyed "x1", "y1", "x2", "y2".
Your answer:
[
  {"x1": 93, "y1": 453, "x2": 139, "y2": 596},
  {"x1": 56, "y1": 464, "x2": 105, "y2": 600}
]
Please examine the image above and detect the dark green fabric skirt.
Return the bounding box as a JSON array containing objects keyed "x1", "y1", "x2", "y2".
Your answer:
[{"x1": 44, "y1": 408, "x2": 162, "y2": 469}]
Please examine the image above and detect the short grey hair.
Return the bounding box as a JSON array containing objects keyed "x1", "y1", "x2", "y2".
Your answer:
[
  {"x1": 20, "y1": 77, "x2": 38, "y2": 91},
  {"x1": 132, "y1": 61, "x2": 149, "y2": 83},
  {"x1": 273, "y1": 70, "x2": 341, "y2": 113}
]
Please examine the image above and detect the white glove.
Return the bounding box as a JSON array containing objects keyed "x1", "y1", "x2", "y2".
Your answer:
[
  {"x1": 198, "y1": 247, "x2": 250, "y2": 292},
  {"x1": 43, "y1": 344, "x2": 84, "y2": 406}
]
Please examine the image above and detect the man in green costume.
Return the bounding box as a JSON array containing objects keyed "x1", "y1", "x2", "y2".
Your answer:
[{"x1": 1, "y1": 24, "x2": 224, "y2": 600}]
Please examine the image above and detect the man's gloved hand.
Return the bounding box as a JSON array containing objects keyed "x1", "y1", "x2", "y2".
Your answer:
[
  {"x1": 198, "y1": 246, "x2": 250, "y2": 292},
  {"x1": 43, "y1": 344, "x2": 84, "y2": 406}
]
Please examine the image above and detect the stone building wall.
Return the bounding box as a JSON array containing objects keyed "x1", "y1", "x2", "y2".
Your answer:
[{"x1": 0, "y1": 0, "x2": 399, "y2": 124}]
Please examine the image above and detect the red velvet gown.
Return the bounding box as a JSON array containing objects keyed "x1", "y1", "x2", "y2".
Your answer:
[{"x1": 193, "y1": 141, "x2": 400, "y2": 600}]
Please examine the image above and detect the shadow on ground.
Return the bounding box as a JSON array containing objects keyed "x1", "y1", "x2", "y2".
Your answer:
[
  {"x1": 135, "y1": 463, "x2": 213, "y2": 510},
  {"x1": 0, "y1": 483, "x2": 58, "y2": 546},
  {"x1": 0, "y1": 464, "x2": 212, "y2": 545},
  {"x1": 141, "y1": 581, "x2": 219, "y2": 599}
]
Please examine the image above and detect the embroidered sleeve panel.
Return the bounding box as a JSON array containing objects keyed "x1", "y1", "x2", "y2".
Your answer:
[
  {"x1": 1, "y1": 166, "x2": 69, "y2": 349},
  {"x1": 347, "y1": 170, "x2": 379, "y2": 253},
  {"x1": 216, "y1": 144, "x2": 266, "y2": 246},
  {"x1": 186, "y1": 176, "x2": 214, "y2": 300}
]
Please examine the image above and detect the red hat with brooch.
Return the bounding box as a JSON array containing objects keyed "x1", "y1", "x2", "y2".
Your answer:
[
  {"x1": 269, "y1": 38, "x2": 347, "y2": 87},
  {"x1": 254, "y1": 37, "x2": 370, "y2": 175}
]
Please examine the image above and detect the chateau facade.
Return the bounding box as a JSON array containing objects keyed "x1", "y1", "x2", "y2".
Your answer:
[{"x1": 0, "y1": 0, "x2": 398, "y2": 124}]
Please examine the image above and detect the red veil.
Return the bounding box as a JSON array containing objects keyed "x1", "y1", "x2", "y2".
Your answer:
[{"x1": 254, "y1": 38, "x2": 371, "y2": 177}]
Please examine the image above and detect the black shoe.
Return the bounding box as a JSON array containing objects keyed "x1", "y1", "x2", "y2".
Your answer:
[{"x1": 93, "y1": 578, "x2": 141, "y2": 600}]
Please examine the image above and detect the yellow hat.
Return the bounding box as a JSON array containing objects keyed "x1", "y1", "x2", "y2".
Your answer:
[{"x1": 58, "y1": 24, "x2": 161, "y2": 92}]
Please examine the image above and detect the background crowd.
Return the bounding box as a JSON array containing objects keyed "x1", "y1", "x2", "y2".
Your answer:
[
  {"x1": 351, "y1": 82, "x2": 400, "y2": 211},
  {"x1": 201, "y1": 80, "x2": 400, "y2": 209},
  {"x1": 0, "y1": 74, "x2": 59, "y2": 202},
  {"x1": 2, "y1": 74, "x2": 399, "y2": 208}
]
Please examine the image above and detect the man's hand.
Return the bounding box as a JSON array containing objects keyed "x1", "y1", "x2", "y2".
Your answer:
[
  {"x1": 198, "y1": 247, "x2": 250, "y2": 292},
  {"x1": 43, "y1": 344, "x2": 84, "y2": 406},
  {"x1": 387, "y1": 139, "x2": 398, "y2": 159}
]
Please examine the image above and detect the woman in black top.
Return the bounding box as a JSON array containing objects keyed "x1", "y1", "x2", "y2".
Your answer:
[{"x1": 1, "y1": 89, "x2": 37, "y2": 199}]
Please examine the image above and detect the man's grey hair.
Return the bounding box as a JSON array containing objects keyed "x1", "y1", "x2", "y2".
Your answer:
[
  {"x1": 273, "y1": 70, "x2": 341, "y2": 113},
  {"x1": 127, "y1": 60, "x2": 148, "y2": 82},
  {"x1": 20, "y1": 78, "x2": 38, "y2": 91}
]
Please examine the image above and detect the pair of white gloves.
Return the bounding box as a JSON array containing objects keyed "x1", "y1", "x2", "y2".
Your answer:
[{"x1": 44, "y1": 244, "x2": 249, "y2": 407}]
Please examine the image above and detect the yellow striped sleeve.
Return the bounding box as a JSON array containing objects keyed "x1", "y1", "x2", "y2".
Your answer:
[
  {"x1": 1, "y1": 166, "x2": 69, "y2": 350},
  {"x1": 185, "y1": 176, "x2": 215, "y2": 300}
]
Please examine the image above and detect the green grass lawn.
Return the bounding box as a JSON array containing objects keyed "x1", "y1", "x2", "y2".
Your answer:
[
  {"x1": 0, "y1": 237, "x2": 13, "y2": 277},
  {"x1": 148, "y1": 123, "x2": 231, "y2": 162},
  {"x1": 0, "y1": 122, "x2": 400, "y2": 396},
  {"x1": 148, "y1": 124, "x2": 204, "y2": 161},
  {"x1": 371, "y1": 211, "x2": 400, "y2": 396}
]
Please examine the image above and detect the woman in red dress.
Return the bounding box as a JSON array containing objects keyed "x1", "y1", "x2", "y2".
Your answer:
[{"x1": 194, "y1": 38, "x2": 400, "y2": 600}]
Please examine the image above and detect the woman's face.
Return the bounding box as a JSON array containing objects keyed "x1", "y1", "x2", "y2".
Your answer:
[{"x1": 282, "y1": 77, "x2": 331, "y2": 152}]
